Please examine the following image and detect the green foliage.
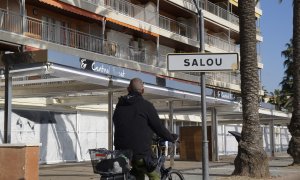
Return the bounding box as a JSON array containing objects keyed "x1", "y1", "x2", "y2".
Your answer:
[
  {"x1": 268, "y1": 89, "x2": 292, "y2": 112},
  {"x1": 280, "y1": 39, "x2": 293, "y2": 112},
  {"x1": 268, "y1": 39, "x2": 293, "y2": 112}
]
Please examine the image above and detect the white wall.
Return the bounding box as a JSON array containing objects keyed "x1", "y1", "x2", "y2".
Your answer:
[
  {"x1": 0, "y1": 109, "x2": 292, "y2": 163},
  {"x1": 217, "y1": 124, "x2": 291, "y2": 155},
  {"x1": 218, "y1": 124, "x2": 242, "y2": 155},
  {"x1": 0, "y1": 109, "x2": 109, "y2": 164}
]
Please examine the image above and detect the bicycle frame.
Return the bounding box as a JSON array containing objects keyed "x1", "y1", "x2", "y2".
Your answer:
[{"x1": 154, "y1": 138, "x2": 177, "y2": 179}]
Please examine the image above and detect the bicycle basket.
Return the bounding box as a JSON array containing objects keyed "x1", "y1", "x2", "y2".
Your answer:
[{"x1": 88, "y1": 148, "x2": 132, "y2": 175}]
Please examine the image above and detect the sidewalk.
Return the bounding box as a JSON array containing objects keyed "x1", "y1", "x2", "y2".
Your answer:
[{"x1": 39, "y1": 154, "x2": 300, "y2": 180}]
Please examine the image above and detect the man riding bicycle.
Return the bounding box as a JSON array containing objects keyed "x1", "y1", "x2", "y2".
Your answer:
[{"x1": 113, "y1": 78, "x2": 178, "y2": 180}]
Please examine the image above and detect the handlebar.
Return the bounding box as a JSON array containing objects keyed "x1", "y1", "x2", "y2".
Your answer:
[
  {"x1": 152, "y1": 135, "x2": 180, "y2": 147},
  {"x1": 153, "y1": 137, "x2": 167, "y2": 147}
]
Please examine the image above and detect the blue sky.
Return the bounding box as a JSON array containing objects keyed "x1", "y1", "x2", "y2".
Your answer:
[{"x1": 260, "y1": 0, "x2": 293, "y2": 93}]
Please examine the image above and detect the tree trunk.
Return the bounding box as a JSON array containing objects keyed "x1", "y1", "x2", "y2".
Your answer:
[
  {"x1": 232, "y1": 0, "x2": 270, "y2": 177},
  {"x1": 288, "y1": 0, "x2": 300, "y2": 165}
]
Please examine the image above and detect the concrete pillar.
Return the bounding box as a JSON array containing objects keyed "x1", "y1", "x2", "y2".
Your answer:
[
  {"x1": 269, "y1": 109, "x2": 275, "y2": 157},
  {"x1": 211, "y1": 108, "x2": 219, "y2": 162},
  {"x1": 169, "y1": 101, "x2": 175, "y2": 167},
  {"x1": 108, "y1": 91, "x2": 113, "y2": 150},
  {"x1": 102, "y1": 19, "x2": 106, "y2": 53},
  {"x1": 3, "y1": 55, "x2": 12, "y2": 143}
]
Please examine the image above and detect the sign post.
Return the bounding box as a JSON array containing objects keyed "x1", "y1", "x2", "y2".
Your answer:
[{"x1": 167, "y1": 52, "x2": 239, "y2": 180}]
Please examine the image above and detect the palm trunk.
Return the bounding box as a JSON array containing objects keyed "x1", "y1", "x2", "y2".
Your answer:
[
  {"x1": 288, "y1": 0, "x2": 300, "y2": 165},
  {"x1": 232, "y1": 0, "x2": 269, "y2": 177}
]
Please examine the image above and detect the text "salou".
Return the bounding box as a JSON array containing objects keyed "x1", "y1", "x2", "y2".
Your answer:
[{"x1": 184, "y1": 58, "x2": 222, "y2": 66}]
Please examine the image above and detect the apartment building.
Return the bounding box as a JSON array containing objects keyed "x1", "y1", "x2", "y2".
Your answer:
[{"x1": 0, "y1": 0, "x2": 291, "y2": 163}]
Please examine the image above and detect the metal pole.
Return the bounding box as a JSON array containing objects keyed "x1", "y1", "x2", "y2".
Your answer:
[
  {"x1": 164, "y1": 119, "x2": 168, "y2": 155},
  {"x1": 156, "y1": 0, "x2": 160, "y2": 67},
  {"x1": 4, "y1": 61, "x2": 12, "y2": 143},
  {"x1": 199, "y1": 12, "x2": 205, "y2": 53},
  {"x1": 169, "y1": 101, "x2": 174, "y2": 132},
  {"x1": 211, "y1": 107, "x2": 219, "y2": 162},
  {"x1": 192, "y1": 0, "x2": 209, "y2": 178},
  {"x1": 108, "y1": 90, "x2": 114, "y2": 150},
  {"x1": 102, "y1": 19, "x2": 106, "y2": 54},
  {"x1": 169, "y1": 101, "x2": 175, "y2": 168},
  {"x1": 21, "y1": 0, "x2": 25, "y2": 34},
  {"x1": 201, "y1": 72, "x2": 209, "y2": 180},
  {"x1": 199, "y1": 13, "x2": 209, "y2": 180},
  {"x1": 270, "y1": 109, "x2": 275, "y2": 157}
]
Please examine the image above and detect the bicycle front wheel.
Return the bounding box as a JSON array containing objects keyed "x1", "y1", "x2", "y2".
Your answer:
[{"x1": 163, "y1": 170, "x2": 184, "y2": 180}]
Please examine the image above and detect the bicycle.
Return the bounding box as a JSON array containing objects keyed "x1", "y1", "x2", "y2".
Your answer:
[
  {"x1": 89, "y1": 137, "x2": 184, "y2": 180},
  {"x1": 153, "y1": 137, "x2": 185, "y2": 180}
]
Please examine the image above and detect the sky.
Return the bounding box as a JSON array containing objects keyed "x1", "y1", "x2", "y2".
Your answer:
[{"x1": 260, "y1": 0, "x2": 293, "y2": 93}]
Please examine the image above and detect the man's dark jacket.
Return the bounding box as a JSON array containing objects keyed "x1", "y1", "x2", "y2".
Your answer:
[{"x1": 113, "y1": 92, "x2": 175, "y2": 160}]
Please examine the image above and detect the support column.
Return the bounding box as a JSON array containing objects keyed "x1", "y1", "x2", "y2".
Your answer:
[
  {"x1": 21, "y1": 0, "x2": 25, "y2": 34},
  {"x1": 169, "y1": 101, "x2": 174, "y2": 167},
  {"x1": 224, "y1": 125, "x2": 227, "y2": 154},
  {"x1": 75, "y1": 113, "x2": 81, "y2": 162},
  {"x1": 164, "y1": 119, "x2": 168, "y2": 156},
  {"x1": 108, "y1": 91, "x2": 114, "y2": 150},
  {"x1": 156, "y1": 0, "x2": 160, "y2": 67},
  {"x1": 3, "y1": 56, "x2": 12, "y2": 143},
  {"x1": 269, "y1": 109, "x2": 275, "y2": 157},
  {"x1": 102, "y1": 19, "x2": 106, "y2": 54},
  {"x1": 211, "y1": 107, "x2": 219, "y2": 162},
  {"x1": 169, "y1": 101, "x2": 174, "y2": 132},
  {"x1": 156, "y1": 0, "x2": 160, "y2": 27}
]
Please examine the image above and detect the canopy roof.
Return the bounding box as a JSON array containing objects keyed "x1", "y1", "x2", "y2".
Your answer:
[{"x1": 0, "y1": 50, "x2": 291, "y2": 125}]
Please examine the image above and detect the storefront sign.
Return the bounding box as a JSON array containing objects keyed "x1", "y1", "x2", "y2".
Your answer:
[{"x1": 80, "y1": 58, "x2": 126, "y2": 77}]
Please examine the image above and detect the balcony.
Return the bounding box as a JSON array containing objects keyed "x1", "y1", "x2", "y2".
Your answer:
[
  {"x1": 198, "y1": 0, "x2": 239, "y2": 26},
  {"x1": 205, "y1": 33, "x2": 238, "y2": 52},
  {"x1": 159, "y1": 16, "x2": 194, "y2": 39},
  {"x1": 73, "y1": 0, "x2": 197, "y2": 40},
  {"x1": 0, "y1": 8, "x2": 160, "y2": 65},
  {"x1": 60, "y1": 0, "x2": 242, "y2": 50},
  {"x1": 0, "y1": 8, "x2": 241, "y2": 89},
  {"x1": 170, "y1": 0, "x2": 239, "y2": 26},
  {"x1": 187, "y1": 71, "x2": 241, "y2": 92}
]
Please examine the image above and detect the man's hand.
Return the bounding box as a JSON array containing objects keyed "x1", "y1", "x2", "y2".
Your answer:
[{"x1": 171, "y1": 134, "x2": 179, "y2": 142}]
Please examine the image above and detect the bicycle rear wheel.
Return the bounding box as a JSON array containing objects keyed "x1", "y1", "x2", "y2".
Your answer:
[{"x1": 163, "y1": 170, "x2": 184, "y2": 180}]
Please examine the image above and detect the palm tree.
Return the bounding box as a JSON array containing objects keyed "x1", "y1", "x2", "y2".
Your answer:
[
  {"x1": 261, "y1": 86, "x2": 269, "y2": 102},
  {"x1": 232, "y1": 0, "x2": 270, "y2": 177},
  {"x1": 269, "y1": 89, "x2": 284, "y2": 110},
  {"x1": 287, "y1": 0, "x2": 300, "y2": 165},
  {"x1": 280, "y1": 39, "x2": 293, "y2": 112}
]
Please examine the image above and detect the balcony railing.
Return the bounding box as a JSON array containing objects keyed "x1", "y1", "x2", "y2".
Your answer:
[
  {"x1": 181, "y1": 0, "x2": 239, "y2": 26},
  {"x1": 159, "y1": 16, "x2": 194, "y2": 39},
  {"x1": 85, "y1": 0, "x2": 137, "y2": 18},
  {"x1": 75, "y1": 0, "x2": 242, "y2": 51},
  {"x1": 83, "y1": 0, "x2": 197, "y2": 40},
  {"x1": 0, "y1": 8, "x2": 241, "y2": 87},
  {"x1": 0, "y1": 9, "x2": 160, "y2": 66},
  {"x1": 0, "y1": 10, "x2": 22, "y2": 34},
  {"x1": 67, "y1": 0, "x2": 268, "y2": 61},
  {"x1": 205, "y1": 33, "x2": 238, "y2": 52},
  {"x1": 201, "y1": 0, "x2": 239, "y2": 26},
  {"x1": 186, "y1": 71, "x2": 241, "y2": 89}
]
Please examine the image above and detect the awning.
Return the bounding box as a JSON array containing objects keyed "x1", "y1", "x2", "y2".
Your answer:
[
  {"x1": 38, "y1": 0, "x2": 158, "y2": 37},
  {"x1": 38, "y1": 0, "x2": 104, "y2": 21},
  {"x1": 0, "y1": 50, "x2": 291, "y2": 125}
]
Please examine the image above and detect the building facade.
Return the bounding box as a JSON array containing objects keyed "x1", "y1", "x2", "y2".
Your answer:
[{"x1": 0, "y1": 0, "x2": 291, "y2": 163}]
